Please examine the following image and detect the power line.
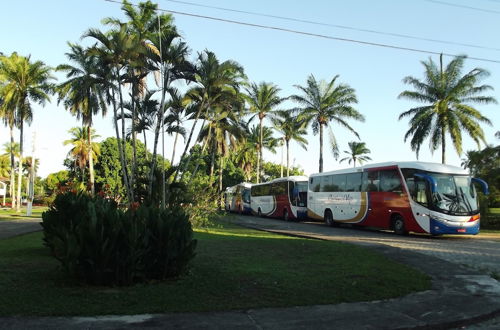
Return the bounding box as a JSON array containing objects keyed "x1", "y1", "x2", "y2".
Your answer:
[
  {"x1": 162, "y1": 0, "x2": 500, "y2": 52},
  {"x1": 424, "y1": 0, "x2": 500, "y2": 14},
  {"x1": 103, "y1": 0, "x2": 500, "y2": 64}
]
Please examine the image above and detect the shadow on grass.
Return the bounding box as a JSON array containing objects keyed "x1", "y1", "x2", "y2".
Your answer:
[{"x1": 0, "y1": 223, "x2": 431, "y2": 317}]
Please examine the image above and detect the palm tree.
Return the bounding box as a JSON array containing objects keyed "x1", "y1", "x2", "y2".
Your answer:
[
  {"x1": 164, "y1": 88, "x2": 187, "y2": 165},
  {"x1": 271, "y1": 109, "x2": 308, "y2": 176},
  {"x1": 0, "y1": 88, "x2": 18, "y2": 209},
  {"x1": 339, "y1": 141, "x2": 372, "y2": 167},
  {"x1": 0, "y1": 52, "x2": 55, "y2": 211},
  {"x1": 63, "y1": 127, "x2": 100, "y2": 185},
  {"x1": 179, "y1": 50, "x2": 246, "y2": 180},
  {"x1": 245, "y1": 82, "x2": 284, "y2": 182},
  {"x1": 57, "y1": 43, "x2": 107, "y2": 195},
  {"x1": 235, "y1": 124, "x2": 279, "y2": 181},
  {"x1": 148, "y1": 22, "x2": 193, "y2": 202},
  {"x1": 84, "y1": 24, "x2": 142, "y2": 203},
  {"x1": 398, "y1": 54, "x2": 497, "y2": 164},
  {"x1": 495, "y1": 131, "x2": 500, "y2": 140},
  {"x1": 291, "y1": 74, "x2": 363, "y2": 173}
]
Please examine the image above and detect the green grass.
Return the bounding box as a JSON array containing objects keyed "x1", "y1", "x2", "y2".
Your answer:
[
  {"x1": 0, "y1": 221, "x2": 431, "y2": 316},
  {"x1": 0, "y1": 206, "x2": 47, "y2": 221}
]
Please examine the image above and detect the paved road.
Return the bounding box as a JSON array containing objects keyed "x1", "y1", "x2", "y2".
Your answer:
[
  {"x1": 0, "y1": 219, "x2": 42, "y2": 239},
  {"x1": 229, "y1": 215, "x2": 500, "y2": 276}
]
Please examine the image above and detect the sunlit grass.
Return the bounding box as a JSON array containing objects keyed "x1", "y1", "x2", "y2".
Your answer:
[{"x1": 0, "y1": 206, "x2": 46, "y2": 221}]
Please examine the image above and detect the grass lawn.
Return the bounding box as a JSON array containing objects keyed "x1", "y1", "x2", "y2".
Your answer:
[
  {"x1": 0, "y1": 206, "x2": 47, "y2": 221},
  {"x1": 0, "y1": 221, "x2": 431, "y2": 316}
]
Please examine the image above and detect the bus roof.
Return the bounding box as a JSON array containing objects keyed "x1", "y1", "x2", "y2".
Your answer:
[
  {"x1": 251, "y1": 175, "x2": 309, "y2": 187},
  {"x1": 310, "y1": 161, "x2": 469, "y2": 177}
]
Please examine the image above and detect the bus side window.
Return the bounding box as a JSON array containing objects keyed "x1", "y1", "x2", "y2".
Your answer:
[
  {"x1": 311, "y1": 178, "x2": 320, "y2": 192},
  {"x1": 380, "y1": 170, "x2": 403, "y2": 193},
  {"x1": 320, "y1": 175, "x2": 333, "y2": 192},
  {"x1": 362, "y1": 171, "x2": 379, "y2": 192},
  {"x1": 345, "y1": 173, "x2": 362, "y2": 192}
]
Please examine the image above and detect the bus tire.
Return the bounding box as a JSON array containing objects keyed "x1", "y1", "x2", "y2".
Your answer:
[
  {"x1": 392, "y1": 214, "x2": 408, "y2": 235},
  {"x1": 283, "y1": 209, "x2": 289, "y2": 222},
  {"x1": 325, "y1": 210, "x2": 336, "y2": 227},
  {"x1": 258, "y1": 208, "x2": 262, "y2": 217}
]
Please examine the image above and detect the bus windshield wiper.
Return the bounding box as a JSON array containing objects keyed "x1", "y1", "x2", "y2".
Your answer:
[{"x1": 459, "y1": 187, "x2": 472, "y2": 214}]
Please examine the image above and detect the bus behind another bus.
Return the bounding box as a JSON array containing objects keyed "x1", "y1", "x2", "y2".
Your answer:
[{"x1": 250, "y1": 176, "x2": 308, "y2": 221}]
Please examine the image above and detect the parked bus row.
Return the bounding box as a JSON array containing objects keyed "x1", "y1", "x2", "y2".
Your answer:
[{"x1": 224, "y1": 161, "x2": 489, "y2": 236}]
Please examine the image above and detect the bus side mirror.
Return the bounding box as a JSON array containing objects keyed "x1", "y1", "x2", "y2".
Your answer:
[
  {"x1": 472, "y1": 178, "x2": 489, "y2": 195},
  {"x1": 414, "y1": 173, "x2": 437, "y2": 193}
]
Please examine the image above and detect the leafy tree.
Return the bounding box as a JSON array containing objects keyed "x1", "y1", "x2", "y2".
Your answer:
[
  {"x1": 292, "y1": 74, "x2": 363, "y2": 172},
  {"x1": 339, "y1": 141, "x2": 372, "y2": 167},
  {"x1": 261, "y1": 161, "x2": 304, "y2": 181},
  {"x1": 0, "y1": 52, "x2": 55, "y2": 211},
  {"x1": 398, "y1": 54, "x2": 497, "y2": 164},
  {"x1": 43, "y1": 170, "x2": 70, "y2": 196},
  {"x1": 245, "y1": 82, "x2": 284, "y2": 182},
  {"x1": 271, "y1": 109, "x2": 308, "y2": 176}
]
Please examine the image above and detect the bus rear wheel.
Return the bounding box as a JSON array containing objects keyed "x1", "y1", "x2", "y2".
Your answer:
[
  {"x1": 324, "y1": 210, "x2": 336, "y2": 227},
  {"x1": 392, "y1": 215, "x2": 408, "y2": 235}
]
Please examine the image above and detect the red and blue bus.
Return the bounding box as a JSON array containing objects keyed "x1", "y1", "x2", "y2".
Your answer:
[
  {"x1": 224, "y1": 182, "x2": 252, "y2": 214},
  {"x1": 250, "y1": 176, "x2": 308, "y2": 221},
  {"x1": 307, "y1": 162, "x2": 488, "y2": 235}
]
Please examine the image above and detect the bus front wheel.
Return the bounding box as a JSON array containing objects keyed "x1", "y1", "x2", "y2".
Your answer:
[{"x1": 392, "y1": 215, "x2": 408, "y2": 235}]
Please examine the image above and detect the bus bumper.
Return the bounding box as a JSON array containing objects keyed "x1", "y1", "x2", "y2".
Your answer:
[{"x1": 429, "y1": 218, "x2": 480, "y2": 235}]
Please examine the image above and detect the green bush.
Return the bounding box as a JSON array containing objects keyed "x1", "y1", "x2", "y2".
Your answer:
[{"x1": 41, "y1": 192, "x2": 197, "y2": 286}]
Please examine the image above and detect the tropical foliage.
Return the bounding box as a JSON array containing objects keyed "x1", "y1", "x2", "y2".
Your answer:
[
  {"x1": 398, "y1": 54, "x2": 496, "y2": 164},
  {"x1": 291, "y1": 74, "x2": 364, "y2": 173},
  {"x1": 339, "y1": 141, "x2": 372, "y2": 167}
]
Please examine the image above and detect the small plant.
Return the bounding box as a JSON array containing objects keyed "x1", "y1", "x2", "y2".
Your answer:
[{"x1": 41, "y1": 192, "x2": 197, "y2": 286}]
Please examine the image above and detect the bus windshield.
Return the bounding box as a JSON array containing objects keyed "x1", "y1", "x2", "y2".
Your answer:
[{"x1": 431, "y1": 174, "x2": 478, "y2": 215}]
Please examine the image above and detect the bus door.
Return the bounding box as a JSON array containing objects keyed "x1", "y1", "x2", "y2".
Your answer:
[{"x1": 363, "y1": 170, "x2": 385, "y2": 225}]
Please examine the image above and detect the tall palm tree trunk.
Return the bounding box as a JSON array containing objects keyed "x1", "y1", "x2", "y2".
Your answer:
[
  {"x1": 319, "y1": 123, "x2": 324, "y2": 173},
  {"x1": 147, "y1": 87, "x2": 166, "y2": 200},
  {"x1": 257, "y1": 117, "x2": 263, "y2": 183},
  {"x1": 441, "y1": 126, "x2": 446, "y2": 164},
  {"x1": 88, "y1": 125, "x2": 95, "y2": 195},
  {"x1": 286, "y1": 139, "x2": 290, "y2": 177},
  {"x1": 131, "y1": 85, "x2": 138, "y2": 199},
  {"x1": 117, "y1": 79, "x2": 134, "y2": 202},
  {"x1": 171, "y1": 131, "x2": 179, "y2": 165},
  {"x1": 218, "y1": 155, "x2": 224, "y2": 209},
  {"x1": 112, "y1": 89, "x2": 133, "y2": 204},
  {"x1": 176, "y1": 101, "x2": 207, "y2": 181},
  {"x1": 9, "y1": 126, "x2": 16, "y2": 210},
  {"x1": 16, "y1": 121, "x2": 23, "y2": 212}
]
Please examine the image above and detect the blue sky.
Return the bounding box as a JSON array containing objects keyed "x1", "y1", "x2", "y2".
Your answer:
[{"x1": 1, "y1": 0, "x2": 499, "y2": 177}]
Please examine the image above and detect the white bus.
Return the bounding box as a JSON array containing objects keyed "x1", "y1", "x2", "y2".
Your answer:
[
  {"x1": 250, "y1": 176, "x2": 308, "y2": 221},
  {"x1": 307, "y1": 162, "x2": 488, "y2": 235},
  {"x1": 224, "y1": 182, "x2": 252, "y2": 214}
]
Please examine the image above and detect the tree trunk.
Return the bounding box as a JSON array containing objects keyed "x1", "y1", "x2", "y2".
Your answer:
[
  {"x1": 286, "y1": 139, "x2": 290, "y2": 177},
  {"x1": 9, "y1": 126, "x2": 16, "y2": 210},
  {"x1": 112, "y1": 89, "x2": 132, "y2": 204},
  {"x1": 441, "y1": 126, "x2": 446, "y2": 164},
  {"x1": 88, "y1": 125, "x2": 95, "y2": 195},
  {"x1": 118, "y1": 77, "x2": 134, "y2": 202},
  {"x1": 176, "y1": 100, "x2": 207, "y2": 181},
  {"x1": 218, "y1": 156, "x2": 224, "y2": 209},
  {"x1": 319, "y1": 123, "x2": 324, "y2": 173},
  {"x1": 209, "y1": 143, "x2": 216, "y2": 181},
  {"x1": 257, "y1": 117, "x2": 263, "y2": 183},
  {"x1": 131, "y1": 83, "x2": 138, "y2": 200},
  {"x1": 16, "y1": 121, "x2": 23, "y2": 212},
  {"x1": 171, "y1": 131, "x2": 179, "y2": 165}
]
